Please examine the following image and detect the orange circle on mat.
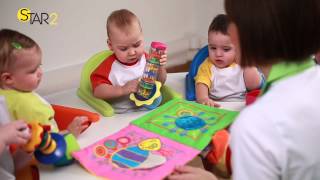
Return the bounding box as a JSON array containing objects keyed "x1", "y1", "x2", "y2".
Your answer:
[{"x1": 94, "y1": 145, "x2": 107, "y2": 157}]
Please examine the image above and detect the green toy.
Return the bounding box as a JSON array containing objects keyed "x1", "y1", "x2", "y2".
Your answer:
[{"x1": 77, "y1": 50, "x2": 182, "y2": 117}]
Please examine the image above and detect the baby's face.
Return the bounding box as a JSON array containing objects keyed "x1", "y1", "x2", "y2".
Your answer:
[
  {"x1": 108, "y1": 22, "x2": 145, "y2": 65},
  {"x1": 6, "y1": 46, "x2": 42, "y2": 92},
  {"x1": 208, "y1": 31, "x2": 236, "y2": 68}
]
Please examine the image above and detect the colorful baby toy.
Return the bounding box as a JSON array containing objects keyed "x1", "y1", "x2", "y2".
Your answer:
[
  {"x1": 23, "y1": 122, "x2": 80, "y2": 166},
  {"x1": 130, "y1": 41, "x2": 167, "y2": 109}
]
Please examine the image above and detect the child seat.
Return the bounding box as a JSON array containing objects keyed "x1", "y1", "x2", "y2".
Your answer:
[
  {"x1": 77, "y1": 50, "x2": 182, "y2": 117},
  {"x1": 185, "y1": 45, "x2": 208, "y2": 100},
  {"x1": 185, "y1": 45, "x2": 263, "y2": 104}
]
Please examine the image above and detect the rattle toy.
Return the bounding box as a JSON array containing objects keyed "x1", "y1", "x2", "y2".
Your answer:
[
  {"x1": 130, "y1": 41, "x2": 167, "y2": 109},
  {"x1": 23, "y1": 122, "x2": 80, "y2": 166}
]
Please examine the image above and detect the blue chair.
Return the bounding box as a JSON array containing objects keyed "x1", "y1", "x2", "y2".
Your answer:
[{"x1": 185, "y1": 45, "x2": 208, "y2": 100}]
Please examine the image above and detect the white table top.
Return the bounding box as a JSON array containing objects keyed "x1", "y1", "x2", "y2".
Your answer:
[{"x1": 40, "y1": 72, "x2": 245, "y2": 179}]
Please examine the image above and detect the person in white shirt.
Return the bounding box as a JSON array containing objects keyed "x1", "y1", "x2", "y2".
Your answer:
[
  {"x1": 0, "y1": 96, "x2": 30, "y2": 180},
  {"x1": 168, "y1": 0, "x2": 320, "y2": 179}
]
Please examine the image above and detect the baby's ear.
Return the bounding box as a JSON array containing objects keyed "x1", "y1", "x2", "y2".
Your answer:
[
  {"x1": 0, "y1": 72, "x2": 13, "y2": 85},
  {"x1": 107, "y1": 39, "x2": 113, "y2": 51}
]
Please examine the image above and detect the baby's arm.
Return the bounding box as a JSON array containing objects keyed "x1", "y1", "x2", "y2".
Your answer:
[
  {"x1": 243, "y1": 67, "x2": 263, "y2": 91},
  {"x1": 195, "y1": 59, "x2": 220, "y2": 107},
  {"x1": 93, "y1": 79, "x2": 139, "y2": 100},
  {"x1": 157, "y1": 52, "x2": 167, "y2": 84},
  {"x1": 196, "y1": 83, "x2": 220, "y2": 107},
  {"x1": 65, "y1": 116, "x2": 89, "y2": 137}
]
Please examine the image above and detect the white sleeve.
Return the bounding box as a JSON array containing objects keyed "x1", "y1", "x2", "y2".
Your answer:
[
  {"x1": 230, "y1": 105, "x2": 284, "y2": 180},
  {"x1": 0, "y1": 96, "x2": 11, "y2": 125}
]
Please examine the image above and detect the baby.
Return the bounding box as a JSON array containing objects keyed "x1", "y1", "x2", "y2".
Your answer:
[
  {"x1": 90, "y1": 9, "x2": 168, "y2": 113},
  {"x1": 0, "y1": 29, "x2": 88, "y2": 137},
  {"x1": 195, "y1": 14, "x2": 262, "y2": 107}
]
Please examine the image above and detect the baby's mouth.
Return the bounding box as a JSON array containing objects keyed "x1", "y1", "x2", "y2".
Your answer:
[
  {"x1": 215, "y1": 59, "x2": 224, "y2": 63},
  {"x1": 128, "y1": 56, "x2": 141, "y2": 63},
  {"x1": 129, "y1": 58, "x2": 137, "y2": 62}
]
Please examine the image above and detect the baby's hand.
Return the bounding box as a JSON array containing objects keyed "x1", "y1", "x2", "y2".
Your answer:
[
  {"x1": 198, "y1": 98, "x2": 220, "y2": 108},
  {"x1": 67, "y1": 116, "x2": 89, "y2": 137},
  {"x1": 0, "y1": 120, "x2": 30, "y2": 146},
  {"x1": 159, "y1": 51, "x2": 167, "y2": 66},
  {"x1": 122, "y1": 79, "x2": 139, "y2": 95}
]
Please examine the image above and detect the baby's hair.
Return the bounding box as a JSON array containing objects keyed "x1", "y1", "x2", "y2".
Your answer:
[
  {"x1": 208, "y1": 14, "x2": 230, "y2": 35},
  {"x1": 106, "y1": 9, "x2": 141, "y2": 37},
  {"x1": 0, "y1": 29, "x2": 39, "y2": 73}
]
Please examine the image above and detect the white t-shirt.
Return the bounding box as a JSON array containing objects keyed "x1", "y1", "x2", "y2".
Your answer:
[
  {"x1": 230, "y1": 65, "x2": 320, "y2": 180},
  {"x1": 210, "y1": 64, "x2": 246, "y2": 101},
  {"x1": 107, "y1": 55, "x2": 146, "y2": 113},
  {"x1": 195, "y1": 59, "x2": 246, "y2": 102},
  {"x1": 0, "y1": 96, "x2": 15, "y2": 180},
  {"x1": 91, "y1": 54, "x2": 147, "y2": 113}
]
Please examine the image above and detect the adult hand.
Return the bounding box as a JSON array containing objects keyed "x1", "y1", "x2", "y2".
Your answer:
[
  {"x1": 0, "y1": 120, "x2": 30, "y2": 146},
  {"x1": 168, "y1": 166, "x2": 218, "y2": 180}
]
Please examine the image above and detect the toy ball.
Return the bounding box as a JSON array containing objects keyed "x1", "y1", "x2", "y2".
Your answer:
[{"x1": 54, "y1": 133, "x2": 80, "y2": 166}]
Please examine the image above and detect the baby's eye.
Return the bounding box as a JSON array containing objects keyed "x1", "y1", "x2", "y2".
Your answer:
[
  {"x1": 210, "y1": 46, "x2": 216, "y2": 50},
  {"x1": 119, "y1": 47, "x2": 128, "y2": 51},
  {"x1": 29, "y1": 64, "x2": 42, "y2": 74},
  {"x1": 29, "y1": 69, "x2": 37, "y2": 74},
  {"x1": 133, "y1": 42, "x2": 141, "y2": 48},
  {"x1": 223, "y1": 47, "x2": 231, "y2": 52}
]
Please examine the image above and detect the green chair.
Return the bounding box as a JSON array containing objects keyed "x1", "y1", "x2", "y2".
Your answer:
[{"x1": 77, "y1": 50, "x2": 182, "y2": 117}]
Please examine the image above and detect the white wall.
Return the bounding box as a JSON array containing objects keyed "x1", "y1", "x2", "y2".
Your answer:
[
  {"x1": 0, "y1": 0, "x2": 224, "y2": 95},
  {"x1": 193, "y1": 0, "x2": 225, "y2": 44}
]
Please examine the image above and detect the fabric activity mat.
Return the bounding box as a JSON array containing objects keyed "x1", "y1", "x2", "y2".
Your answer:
[
  {"x1": 73, "y1": 125, "x2": 199, "y2": 180},
  {"x1": 132, "y1": 99, "x2": 238, "y2": 150},
  {"x1": 73, "y1": 99, "x2": 239, "y2": 180}
]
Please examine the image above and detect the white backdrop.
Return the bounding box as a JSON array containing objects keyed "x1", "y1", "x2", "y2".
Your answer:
[{"x1": 0, "y1": 0, "x2": 224, "y2": 94}]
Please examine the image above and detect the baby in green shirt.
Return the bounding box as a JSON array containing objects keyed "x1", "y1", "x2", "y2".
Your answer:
[{"x1": 0, "y1": 29, "x2": 87, "y2": 137}]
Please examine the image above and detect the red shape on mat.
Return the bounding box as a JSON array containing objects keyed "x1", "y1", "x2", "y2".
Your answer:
[{"x1": 52, "y1": 104, "x2": 100, "y2": 131}]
